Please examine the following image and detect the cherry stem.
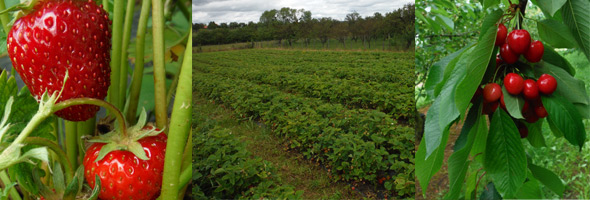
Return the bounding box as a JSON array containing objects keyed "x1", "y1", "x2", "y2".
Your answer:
[
  {"x1": 474, "y1": 171, "x2": 487, "y2": 199},
  {"x1": 53, "y1": 98, "x2": 127, "y2": 137}
]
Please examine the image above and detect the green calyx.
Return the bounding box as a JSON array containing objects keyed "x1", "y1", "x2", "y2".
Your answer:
[{"x1": 89, "y1": 108, "x2": 165, "y2": 162}]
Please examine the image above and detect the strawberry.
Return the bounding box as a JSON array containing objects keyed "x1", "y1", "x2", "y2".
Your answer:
[
  {"x1": 7, "y1": 0, "x2": 111, "y2": 121},
  {"x1": 83, "y1": 127, "x2": 167, "y2": 200}
]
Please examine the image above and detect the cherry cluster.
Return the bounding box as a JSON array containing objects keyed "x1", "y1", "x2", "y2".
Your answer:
[
  {"x1": 495, "y1": 24, "x2": 544, "y2": 64},
  {"x1": 470, "y1": 24, "x2": 557, "y2": 138}
]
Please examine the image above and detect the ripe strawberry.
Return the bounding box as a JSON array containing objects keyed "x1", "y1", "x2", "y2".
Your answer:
[
  {"x1": 7, "y1": 0, "x2": 111, "y2": 121},
  {"x1": 83, "y1": 128, "x2": 167, "y2": 200}
]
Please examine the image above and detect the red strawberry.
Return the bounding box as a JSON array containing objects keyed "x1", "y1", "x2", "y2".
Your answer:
[
  {"x1": 7, "y1": 0, "x2": 111, "y2": 121},
  {"x1": 83, "y1": 129, "x2": 167, "y2": 200}
]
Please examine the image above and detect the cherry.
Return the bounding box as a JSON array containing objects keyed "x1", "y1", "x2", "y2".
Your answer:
[
  {"x1": 495, "y1": 24, "x2": 508, "y2": 46},
  {"x1": 500, "y1": 93, "x2": 506, "y2": 110},
  {"x1": 482, "y1": 101, "x2": 499, "y2": 115},
  {"x1": 537, "y1": 74, "x2": 557, "y2": 95},
  {"x1": 534, "y1": 101, "x2": 548, "y2": 118},
  {"x1": 504, "y1": 73, "x2": 524, "y2": 95},
  {"x1": 471, "y1": 87, "x2": 483, "y2": 103},
  {"x1": 525, "y1": 111, "x2": 539, "y2": 123},
  {"x1": 517, "y1": 121, "x2": 529, "y2": 138},
  {"x1": 524, "y1": 40, "x2": 544, "y2": 63},
  {"x1": 507, "y1": 29, "x2": 531, "y2": 54},
  {"x1": 496, "y1": 54, "x2": 503, "y2": 68},
  {"x1": 483, "y1": 83, "x2": 502, "y2": 102},
  {"x1": 523, "y1": 79, "x2": 539, "y2": 100},
  {"x1": 500, "y1": 43, "x2": 519, "y2": 64}
]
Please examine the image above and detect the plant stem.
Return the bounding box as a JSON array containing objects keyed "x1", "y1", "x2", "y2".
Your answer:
[
  {"x1": 24, "y1": 137, "x2": 74, "y2": 182},
  {"x1": 0, "y1": 0, "x2": 10, "y2": 34},
  {"x1": 0, "y1": 171, "x2": 21, "y2": 200},
  {"x1": 109, "y1": 0, "x2": 126, "y2": 110},
  {"x1": 77, "y1": 117, "x2": 95, "y2": 159},
  {"x1": 54, "y1": 98, "x2": 127, "y2": 137},
  {"x1": 127, "y1": 0, "x2": 151, "y2": 124},
  {"x1": 175, "y1": 0, "x2": 190, "y2": 21},
  {"x1": 160, "y1": 31, "x2": 191, "y2": 200},
  {"x1": 119, "y1": 0, "x2": 136, "y2": 109},
  {"x1": 152, "y1": 0, "x2": 168, "y2": 129},
  {"x1": 65, "y1": 121, "x2": 78, "y2": 168},
  {"x1": 178, "y1": 165, "x2": 191, "y2": 190},
  {"x1": 102, "y1": 0, "x2": 108, "y2": 10}
]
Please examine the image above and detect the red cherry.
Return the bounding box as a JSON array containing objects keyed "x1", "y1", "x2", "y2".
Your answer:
[
  {"x1": 503, "y1": 73, "x2": 524, "y2": 95},
  {"x1": 525, "y1": 112, "x2": 539, "y2": 123},
  {"x1": 483, "y1": 83, "x2": 502, "y2": 102},
  {"x1": 522, "y1": 101, "x2": 530, "y2": 112},
  {"x1": 482, "y1": 101, "x2": 499, "y2": 115},
  {"x1": 471, "y1": 87, "x2": 483, "y2": 103},
  {"x1": 534, "y1": 101, "x2": 548, "y2": 118},
  {"x1": 507, "y1": 29, "x2": 531, "y2": 54},
  {"x1": 523, "y1": 79, "x2": 539, "y2": 100},
  {"x1": 517, "y1": 121, "x2": 529, "y2": 138},
  {"x1": 500, "y1": 43, "x2": 519, "y2": 64},
  {"x1": 537, "y1": 74, "x2": 557, "y2": 95},
  {"x1": 496, "y1": 54, "x2": 503, "y2": 69},
  {"x1": 524, "y1": 40, "x2": 544, "y2": 63},
  {"x1": 495, "y1": 24, "x2": 508, "y2": 46}
]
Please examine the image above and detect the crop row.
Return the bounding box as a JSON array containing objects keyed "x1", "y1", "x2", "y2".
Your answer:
[
  {"x1": 193, "y1": 111, "x2": 303, "y2": 199},
  {"x1": 194, "y1": 72, "x2": 415, "y2": 197},
  {"x1": 196, "y1": 62, "x2": 415, "y2": 120},
  {"x1": 194, "y1": 50, "x2": 414, "y2": 83}
]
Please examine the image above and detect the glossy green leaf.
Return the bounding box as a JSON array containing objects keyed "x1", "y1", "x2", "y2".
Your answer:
[
  {"x1": 479, "y1": 182, "x2": 502, "y2": 200},
  {"x1": 416, "y1": 128, "x2": 449, "y2": 196},
  {"x1": 446, "y1": 104, "x2": 486, "y2": 200},
  {"x1": 562, "y1": 0, "x2": 590, "y2": 62},
  {"x1": 516, "y1": 173, "x2": 544, "y2": 199},
  {"x1": 538, "y1": 0, "x2": 567, "y2": 17},
  {"x1": 502, "y1": 86, "x2": 524, "y2": 119},
  {"x1": 484, "y1": 109, "x2": 527, "y2": 198},
  {"x1": 436, "y1": 14, "x2": 454, "y2": 31},
  {"x1": 542, "y1": 94, "x2": 586, "y2": 149},
  {"x1": 483, "y1": 0, "x2": 501, "y2": 10},
  {"x1": 478, "y1": 9, "x2": 503, "y2": 41},
  {"x1": 528, "y1": 163, "x2": 565, "y2": 196},
  {"x1": 542, "y1": 46, "x2": 576, "y2": 76},
  {"x1": 537, "y1": 19, "x2": 578, "y2": 48},
  {"x1": 426, "y1": 45, "x2": 469, "y2": 99},
  {"x1": 526, "y1": 120, "x2": 546, "y2": 147},
  {"x1": 455, "y1": 26, "x2": 497, "y2": 119}
]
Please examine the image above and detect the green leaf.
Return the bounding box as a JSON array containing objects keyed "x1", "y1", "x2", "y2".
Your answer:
[
  {"x1": 542, "y1": 46, "x2": 576, "y2": 76},
  {"x1": 516, "y1": 173, "x2": 544, "y2": 199},
  {"x1": 88, "y1": 175, "x2": 101, "y2": 200},
  {"x1": 465, "y1": 170, "x2": 478, "y2": 200},
  {"x1": 526, "y1": 120, "x2": 546, "y2": 147},
  {"x1": 538, "y1": 0, "x2": 567, "y2": 17},
  {"x1": 533, "y1": 62, "x2": 589, "y2": 105},
  {"x1": 478, "y1": 9, "x2": 503, "y2": 41},
  {"x1": 537, "y1": 19, "x2": 578, "y2": 48},
  {"x1": 445, "y1": 104, "x2": 487, "y2": 200},
  {"x1": 455, "y1": 26, "x2": 497, "y2": 119},
  {"x1": 561, "y1": 0, "x2": 590, "y2": 62},
  {"x1": 542, "y1": 94, "x2": 586, "y2": 149},
  {"x1": 424, "y1": 94, "x2": 454, "y2": 158},
  {"x1": 502, "y1": 86, "x2": 525, "y2": 119},
  {"x1": 479, "y1": 182, "x2": 502, "y2": 200},
  {"x1": 484, "y1": 109, "x2": 527, "y2": 198},
  {"x1": 483, "y1": 0, "x2": 501, "y2": 10},
  {"x1": 436, "y1": 14, "x2": 454, "y2": 31},
  {"x1": 426, "y1": 46, "x2": 469, "y2": 99},
  {"x1": 8, "y1": 163, "x2": 38, "y2": 195},
  {"x1": 416, "y1": 128, "x2": 449, "y2": 196},
  {"x1": 574, "y1": 103, "x2": 590, "y2": 119},
  {"x1": 528, "y1": 163, "x2": 565, "y2": 196},
  {"x1": 53, "y1": 162, "x2": 65, "y2": 194},
  {"x1": 434, "y1": 44, "x2": 474, "y2": 97}
]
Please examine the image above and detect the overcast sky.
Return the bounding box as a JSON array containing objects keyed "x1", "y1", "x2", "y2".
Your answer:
[{"x1": 192, "y1": 0, "x2": 414, "y2": 24}]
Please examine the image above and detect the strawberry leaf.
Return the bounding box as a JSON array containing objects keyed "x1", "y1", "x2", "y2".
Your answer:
[{"x1": 88, "y1": 175, "x2": 101, "y2": 200}]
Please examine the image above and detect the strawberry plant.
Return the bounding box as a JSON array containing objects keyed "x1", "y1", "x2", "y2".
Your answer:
[
  {"x1": 0, "y1": 0, "x2": 191, "y2": 198},
  {"x1": 417, "y1": 0, "x2": 590, "y2": 199}
]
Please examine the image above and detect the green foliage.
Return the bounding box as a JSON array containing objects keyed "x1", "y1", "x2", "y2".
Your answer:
[
  {"x1": 194, "y1": 50, "x2": 416, "y2": 198},
  {"x1": 193, "y1": 120, "x2": 303, "y2": 199}
]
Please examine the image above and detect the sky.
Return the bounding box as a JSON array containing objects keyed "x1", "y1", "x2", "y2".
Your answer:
[{"x1": 192, "y1": 0, "x2": 414, "y2": 24}]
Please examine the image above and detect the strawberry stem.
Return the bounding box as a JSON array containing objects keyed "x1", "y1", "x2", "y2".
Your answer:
[
  {"x1": 152, "y1": 0, "x2": 169, "y2": 129},
  {"x1": 53, "y1": 98, "x2": 128, "y2": 137},
  {"x1": 118, "y1": 0, "x2": 136, "y2": 109},
  {"x1": 64, "y1": 121, "x2": 78, "y2": 168},
  {"x1": 108, "y1": 0, "x2": 126, "y2": 111},
  {"x1": 160, "y1": 31, "x2": 191, "y2": 199},
  {"x1": 126, "y1": 0, "x2": 151, "y2": 124},
  {"x1": 24, "y1": 137, "x2": 74, "y2": 182}
]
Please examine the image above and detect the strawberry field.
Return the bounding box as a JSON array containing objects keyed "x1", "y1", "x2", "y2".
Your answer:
[{"x1": 193, "y1": 49, "x2": 417, "y2": 198}]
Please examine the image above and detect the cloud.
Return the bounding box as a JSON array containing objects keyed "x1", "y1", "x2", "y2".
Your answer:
[{"x1": 192, "y1": 0, "x2": 413, "y2": 24}]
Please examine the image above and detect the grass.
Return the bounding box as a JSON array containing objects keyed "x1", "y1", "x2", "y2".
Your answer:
[
  {"x1": 193, "y1": 95, "x2": 360, "y2": 199},
  {"x1": 195, "y1": 38, "x2": 413, "y2": 53}
]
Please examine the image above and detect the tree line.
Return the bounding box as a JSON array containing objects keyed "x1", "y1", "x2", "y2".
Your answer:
[{"x1": 193, "y1": 4, "x2": 414, "y2": 49}]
